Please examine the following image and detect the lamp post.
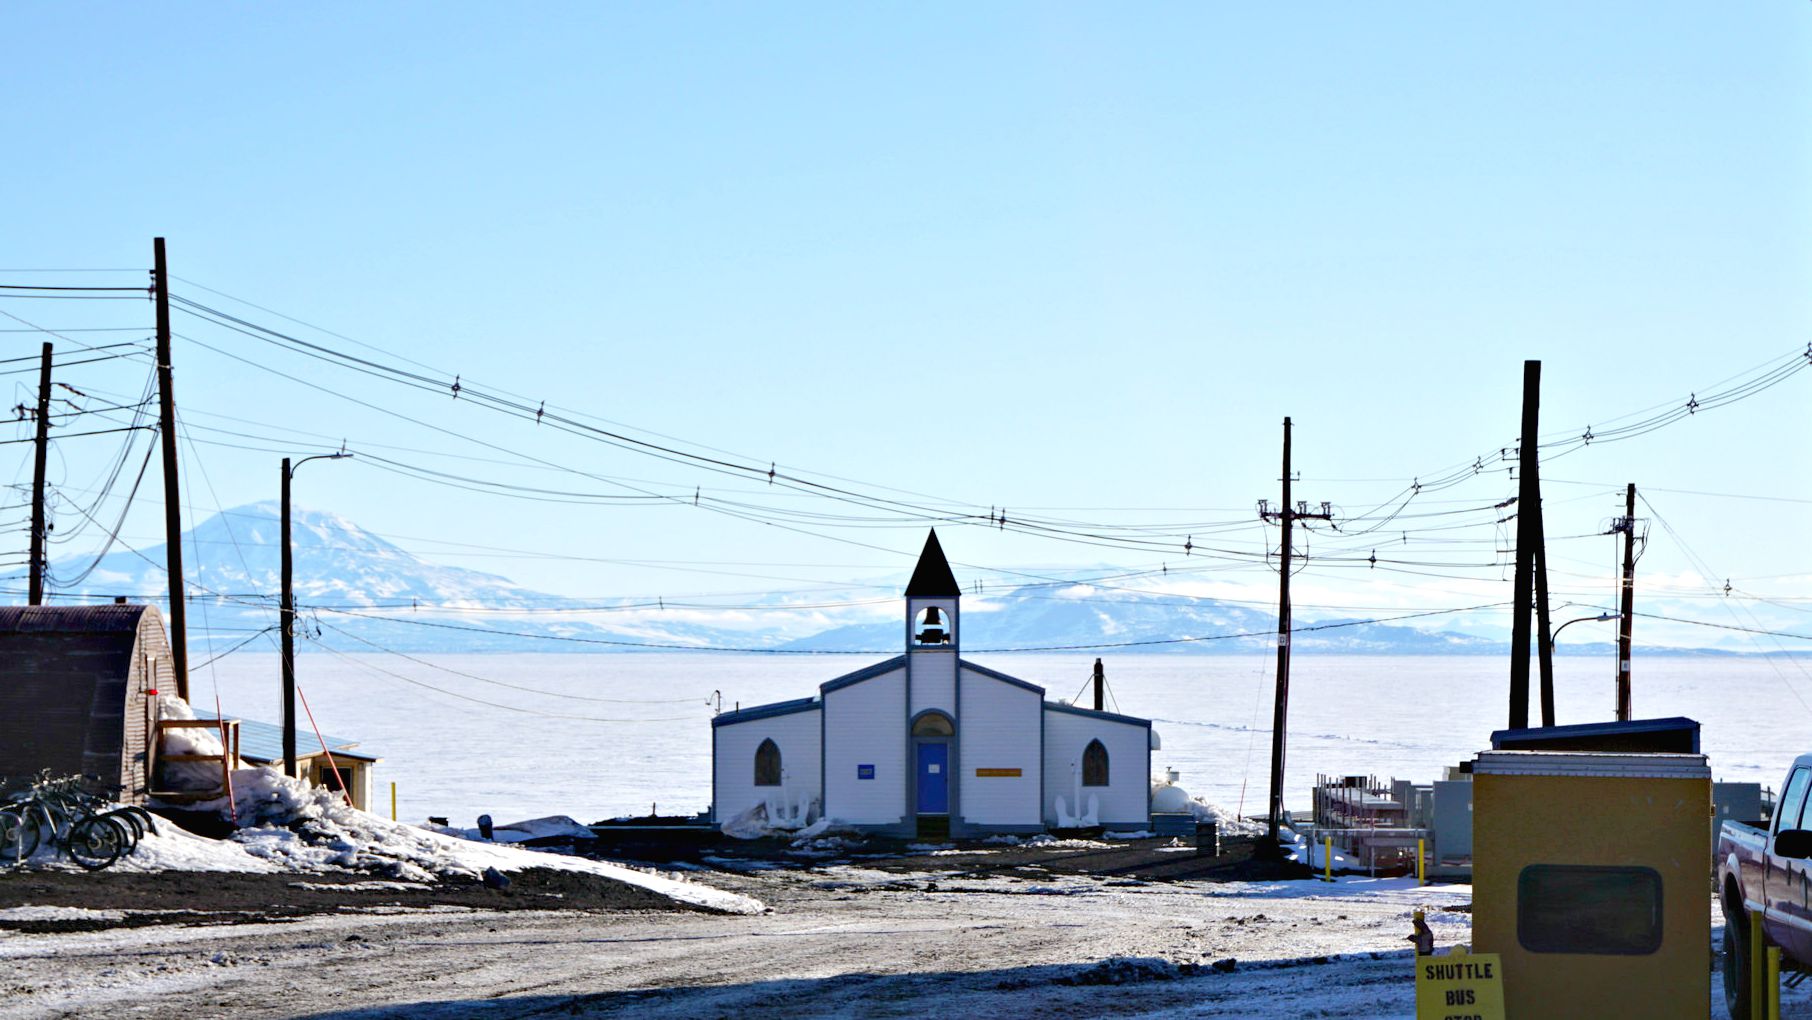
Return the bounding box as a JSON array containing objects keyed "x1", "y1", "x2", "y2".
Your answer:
[
  {"x1": 282, "y1": 452, "x2": 350, "y2": 777},
  {"x1": 1543, "y1": 612, "x2": 1618, "y2": 725}
]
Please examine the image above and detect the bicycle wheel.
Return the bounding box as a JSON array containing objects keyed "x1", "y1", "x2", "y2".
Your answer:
[
  {"x1": 119, "y1": 805, "x2": 157, "y2": 837},
  {"x1": 66, "y1": 816, "x2": 126, "y2": 871},
  {"x1": 105, "y1": 809, "x2": 144, "y2": 846},
  {"x1": 30, "y1": 803, "x2": 58, "y2": 851},
  {"x1": 0, "y1": 810, "x2": 37, "y2": 867}
]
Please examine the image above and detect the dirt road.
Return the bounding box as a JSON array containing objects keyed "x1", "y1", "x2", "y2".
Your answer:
[{"x1": 2, "y1": 864, "x2": 1469, "y2": 1018}]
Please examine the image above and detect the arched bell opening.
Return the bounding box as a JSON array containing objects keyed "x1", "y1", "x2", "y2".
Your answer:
[{"x1": 914, "y1": 605, "x2": 954, "y2": 647}]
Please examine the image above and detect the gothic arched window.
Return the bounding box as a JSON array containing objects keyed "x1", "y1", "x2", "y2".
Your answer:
[
  {"x1": 755, "y1": 738, "x2": 782, "y2": 787},
  {"x1": 1082, "y1": 739, "x2": 1109, "y2": 787}
]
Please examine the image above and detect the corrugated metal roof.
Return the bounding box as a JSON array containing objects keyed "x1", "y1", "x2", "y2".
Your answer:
[
  {"x1": 0, "y1": 604, "x2": 150, "y2": 634},
  {"x1": 711, "y1": 696, "x2": 819, "y2": 727},
  {"x1": 1473, "y1": 750, "x2": 1709, "y2": 779},
  {"x1": 192, "y1": 709, "x2": 374, "y2": 763}
]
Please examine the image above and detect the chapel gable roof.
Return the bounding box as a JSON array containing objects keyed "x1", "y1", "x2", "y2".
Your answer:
[
  {"x1": 957, "y1": 659, "x2": 1044, "y2": 695},
  {"x1": 819, "y1": 654, "x2": 907, "y2": 694}
]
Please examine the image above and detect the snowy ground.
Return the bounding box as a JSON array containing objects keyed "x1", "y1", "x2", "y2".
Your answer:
[
  {"x1": 2, "y1": 864, "x2": 1476, "y2": 1019},
  {"x1": 10, "y1": 857, "x2": 1807, "y2": 1018},
  {"x1": 4, "y1": 777, "x2": 762, "y2": 917},
  {"x1": 195, "y1": 652, "x2": 1812, "y2": 824}
]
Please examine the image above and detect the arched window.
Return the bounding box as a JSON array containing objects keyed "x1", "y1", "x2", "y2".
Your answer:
[
  {"x1": 1082, "y1": 739, "x2": 1109, "y2": 787},
  {"x1": 754, "y1": 738, "x2": 782, "y2": 786},
  {"x1": 912, "y1": 711, "x2": 954, "y2": 737}
]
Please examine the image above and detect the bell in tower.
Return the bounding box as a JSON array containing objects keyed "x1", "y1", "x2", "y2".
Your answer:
[{"x1": 916, "y1": 606, "x2": 948, "y2": 645}]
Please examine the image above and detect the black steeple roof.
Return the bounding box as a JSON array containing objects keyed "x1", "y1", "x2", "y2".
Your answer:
[{"x1": 904, "y1": 529, "x2": 960, "y2": 597}]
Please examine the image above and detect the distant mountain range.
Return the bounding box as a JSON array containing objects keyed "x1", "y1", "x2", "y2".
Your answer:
[{"x1": 46, "y1": 503, "x2": 1791, "y2": 657}]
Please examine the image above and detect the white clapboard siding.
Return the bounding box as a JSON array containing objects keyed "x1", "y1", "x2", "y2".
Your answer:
[
  {"x1": 909, "y1": 651, "x2": 957, "y2": 719},
  {"x1": 713, "y1": 708, "x2": 823, "y2": 824},
  {"x1": 823, "y1": 667, "x2": 907, "y2": 823},
  {"x1": 956, "y1": 667, "x2": 1042, "y2": 827},
  {"x1": 1042, "y1": 709, "x2": 1151, "y2": 828}
]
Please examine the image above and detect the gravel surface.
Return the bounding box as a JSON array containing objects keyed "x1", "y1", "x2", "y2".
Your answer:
[
  {"x1": 0, "y1": 867, "x2": 698, "y2": 934},
  {"x1": 0, "y1": 861, "x2": 1473, "y2": 1018}
]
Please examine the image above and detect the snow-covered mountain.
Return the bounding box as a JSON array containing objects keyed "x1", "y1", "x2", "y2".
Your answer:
[
  {"x1": 53, "y1": 503, "x2": 782, "y2": 653},
  {"x1": 781, "y1": 587, "x2": 1501, "y2": 655},
  {"x1": 46, "y1": 504, "x2": 1786, "y2": 656}
]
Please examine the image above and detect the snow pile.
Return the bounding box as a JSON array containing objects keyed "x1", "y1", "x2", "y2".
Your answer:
[
  {"x1": 6, "y1": 800, "x2": 280, "y2": 874},
  {"x1": 1184, "y1": 797, "x2": 1265, "y2": 837},
  {"x1": 720, "y1": 802, "x2": 775, "y2": 839},
  {"x1": 720, "y1": 797, "x2": 821, "y2": 839},
  {"x1": 192, "y1": 766, "x2": 764, "y2": 914},
  {"x1": 0, "y1": 906, "x2": 127, "y2": 923},
  {"x1": 789, "y1": 816, "x2": 859, "y2": 840},
  {"x1": 154, "y1": 695, "x2": 232, "y2": 790},
  {"x1": 1024, "y1": 834, "x2": 1112, "y2": 850},
  {"x1": 788, "y1": 820, "x2": 863, "y2": 854},
  {"x1": 109, "y1": 817, "x2": 281, "y2": 874}
]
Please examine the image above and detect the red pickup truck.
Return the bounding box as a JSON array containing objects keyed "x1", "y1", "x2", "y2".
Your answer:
[{"x1": 1718, "y1": 755, "x2": 1808, "y2": 1020}]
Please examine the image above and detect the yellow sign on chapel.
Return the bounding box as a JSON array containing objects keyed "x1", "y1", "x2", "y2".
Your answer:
[{"x1": 1415, "y1": 948, "x2": 1505, "y2": 1020}]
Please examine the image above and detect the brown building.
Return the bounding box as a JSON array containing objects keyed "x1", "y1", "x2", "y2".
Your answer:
[{"x1": 0, "y1": 604, "x2": 176, "y2": 803}]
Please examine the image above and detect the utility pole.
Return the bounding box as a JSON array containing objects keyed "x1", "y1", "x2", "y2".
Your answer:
[
  {"x1": 281, "y1": 458, "x2": 296, "y2": 777},
  {"x1": 1508, "y1": 360, "x2": 1555, "y2": 729},
  {"x1": 153, "y1": 237, "x2": 190, "y2": 701},
  {"x1": 28, "y1": 343, "x2": 52, "y2": 605},
  {"x1": 1614, "y1": 483, "x2": 1638, "y2": 721},
  {"x1": 280, "y1": 450, "x2": 349, "y2": 779},
  {"x1": 1092, "y1": 658, "x2": 1105, "y2": 712},
  {"x1": 1258, "y1": 417, "x2": 1333, "y2": 848}
]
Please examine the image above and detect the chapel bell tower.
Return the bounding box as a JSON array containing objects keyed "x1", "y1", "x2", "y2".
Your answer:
[{"x1": 905, "y1": 530, "x2": 960, "y2": 653}]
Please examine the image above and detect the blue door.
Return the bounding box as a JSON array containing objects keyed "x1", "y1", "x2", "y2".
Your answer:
[{"x1": 916, "y1": 743, "x2": 949, "y2": 814}]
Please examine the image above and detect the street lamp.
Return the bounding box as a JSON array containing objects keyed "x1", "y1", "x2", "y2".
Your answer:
[
  {"x1": 1547, "y1": 611, "x2": 1618, "y2": 649},
  {"x1": 282, "y1": 452, "x2": 351, "y2": 777},
  {"x1": 1544, "y1": 612, "x2": 1619, "y2": 724}
]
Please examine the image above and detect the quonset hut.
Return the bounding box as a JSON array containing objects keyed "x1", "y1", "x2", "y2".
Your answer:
[
  {"x1": 0, "y1": 604, "x2": 176, "y2": 804},
  {"x1": 711, "y1": 531, "x2": 1156, "y2": 837}
]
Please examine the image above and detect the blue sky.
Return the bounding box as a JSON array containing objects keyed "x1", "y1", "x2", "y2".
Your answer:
[{"x1": 3, "y1": 4, "x2": 1809, "y2": 645}]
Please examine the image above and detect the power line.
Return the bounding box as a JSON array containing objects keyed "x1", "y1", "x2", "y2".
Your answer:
[{"x1": 309, "y1": 629, "x2": 705, "y2": 722}]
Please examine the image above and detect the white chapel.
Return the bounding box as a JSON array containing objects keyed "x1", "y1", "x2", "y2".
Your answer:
[{"x1": 711, "y1": 530, "x2": 1158, "y2": 837}]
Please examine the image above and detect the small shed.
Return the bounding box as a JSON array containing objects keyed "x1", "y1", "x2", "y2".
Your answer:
[
  {"x1": 193, "y1": 709, "x2": 381, "y2": 812},
  {"x1": 0, "y1": 604, "x2": 177, "y2": 803}
]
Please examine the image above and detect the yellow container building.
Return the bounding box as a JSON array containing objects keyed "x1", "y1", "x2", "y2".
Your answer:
[{"x1": 1472, "y1": 750, "x2": 1711, "y2": 1019}]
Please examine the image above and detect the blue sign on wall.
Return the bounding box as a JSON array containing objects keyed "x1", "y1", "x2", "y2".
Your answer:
[{"x1": 857, "y1": 764, "x2": 875, "y2": 780}]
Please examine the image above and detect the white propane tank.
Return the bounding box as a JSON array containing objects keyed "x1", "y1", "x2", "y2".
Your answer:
[{"x1": 1151, "y1": 778, "x2": 1191, "y2": 814}]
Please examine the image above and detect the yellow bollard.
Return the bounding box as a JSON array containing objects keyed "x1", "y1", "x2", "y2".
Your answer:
[
  {"x1": 1752, "y1": 910, "x2": 1767, "y2": 1014},
  {"x1": 390, "y1": 781, "x2": 397, "y2": 822},
  {"x1": 1768, "y1": 945, "x2": 1781, "y2": 1020},
  {"x1": 1323, "y1": 837, "x2": 1333, "y2": 883},
  {"x1": 1417, "y1": 837, "x2": 1426, "y2": 886}
]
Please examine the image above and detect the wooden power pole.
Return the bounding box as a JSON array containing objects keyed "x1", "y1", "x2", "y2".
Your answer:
[
  {"x1": 153, "y1": 237, "x2": 190, "y2": 701},
  {"x1": 281, "y1": 458, "x2": 297, "y2": 777},
  {"x1": 1259, "y1": 417, "x2": 1333, "y2": 847},
  {"x1": 1615, "y1": 483, "x2": 1638, "y2": 721},
  {"x1": 1508, "y1": 360, "x2": 1555, "y2": 729},
  {"x1": 28, "y1": 342, "x2": 52, "y2": 605}
]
